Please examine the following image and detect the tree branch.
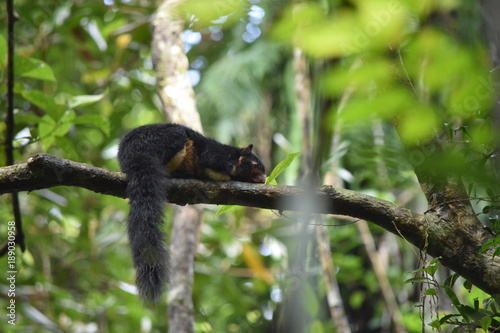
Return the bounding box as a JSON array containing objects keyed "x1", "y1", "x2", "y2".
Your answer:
[
  {"x1": 0, "y1": 153, "x2": 127, "y2": 197},
  {"x1": 1, "y1": 153, "x2": 499, "y2": 295}
]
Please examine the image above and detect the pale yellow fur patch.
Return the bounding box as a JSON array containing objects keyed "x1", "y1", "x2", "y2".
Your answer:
[{"x1": 205, "y1": 168, "x2": 230, "y2": 181}]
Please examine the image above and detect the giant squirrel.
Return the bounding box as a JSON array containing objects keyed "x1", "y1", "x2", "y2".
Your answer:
[{"x1": 118, "y1": 123, "x2": 266, "y2": 303}]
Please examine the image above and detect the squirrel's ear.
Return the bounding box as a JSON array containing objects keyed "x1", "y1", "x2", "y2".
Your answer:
[{"x1": 241, "y1": 144, "x2": 253, "y2": 156}]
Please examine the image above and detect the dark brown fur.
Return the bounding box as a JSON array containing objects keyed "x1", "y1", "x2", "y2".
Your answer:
[{"x1": 118, "y1": 124, "x2": 266, "y2": 302}]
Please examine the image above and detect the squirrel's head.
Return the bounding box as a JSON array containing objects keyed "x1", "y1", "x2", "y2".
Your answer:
[{"x1": 229, "y1": 144, "x2": 266, "y2": 183}]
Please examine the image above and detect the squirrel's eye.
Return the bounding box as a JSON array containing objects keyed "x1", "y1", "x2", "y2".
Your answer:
[{"x1": 251, "y1": 160, "x2": 258, "y2": 166}]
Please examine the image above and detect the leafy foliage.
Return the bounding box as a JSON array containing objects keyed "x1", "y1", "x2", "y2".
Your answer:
[
  {"x1": 405, "y1": 260, "x2": 500, "y2": 332},
  {"x1": 0, "y1": 0, "x2": 499, "y2": 332}
]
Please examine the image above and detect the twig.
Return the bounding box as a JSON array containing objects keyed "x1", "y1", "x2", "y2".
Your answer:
[
  {"x1": 316, "y1": 221, "x2": 352, "y2": 333},
  {"x1": 356, "y1": 220, "x2": 405, "y2": 333},
  {"x1": 1, "y1": 0, "x2": 25, "y2": 254}
]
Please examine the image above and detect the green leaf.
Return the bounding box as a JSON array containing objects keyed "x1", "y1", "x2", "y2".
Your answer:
[
  {"x1": 55, "y1": 136, "x2": 80, "y2": 160},
  {"x1": 178, "y1": 0, "x2": 245, "y2": 28},
  {"x1": 428, "y1": 318, "x2": 441, "y2": 329},
  {"x1": 494, "y1": 247, "x2": 500, "y2": 259},
  {"x1": 460, "y1": 305, "x2": 487, "y2": 325},
  {"x1": 74, "y1": 115, "x2": 110, "y2": 136},
  {"x1": 438, "y1": 313, "x2": 461, "y2": 325},
  {"x1": 301, "y1": 282, "x2": 319, "y2": 317},
  {"x1": 0, "y1": 35, "x2": 6, "y2": 67},
  {"x1": 22, "y1": 90, "x2": 67, "y2": 120},
  {"x1": 429, "y1": 256, "x2": 442, "y2": 265},
  {"x1": 214, "y1": 205, "x2": 238, "y2": 218},
  {"x1": 425, "y1": 258, "x2": 440, "y2": 277},
  {"x1": 444, "y1": 273, "x2": 460, "y2": 287},
  {"x1": 463, "y1": 280, "x2": 473, "y2": 292},
  {"x1": 266, "y1": 152, "x2": 301, "y2": 184},
  {"x1": 69, "y1": 91, "x2": 107, "y2": 108},
  {"x1": 22, "y1": 90, "x2": 57, "y2": 112},
  {"x1": 272, "y1": 2, "x2": 406, "y2": 58},
  {"x1": 38, "y1": 111, "x2": 76, "y2": 150},
  {"x1": 53, "y1": 110, "x2": 76, "y2": 137},
  {"x1": 425, "y1": 288, "x2": 437, "y2": 296},
  {"x1": 15, "y1": 113, "x2": 44, "y2": 125},
  {"x1": 399, "y1": 105, "x2": 439, "y2": 144},
  {"x1": 39, "y1": 116, "x2": 57, "y2": 150},
  {"x1": 443, "y1": 285, "x2": 461, "y2": 309},
  {"x1": 480, "y1": 317, "x2": 492, "y2": 331},
  {"x1": 349, "y1": 291, "x2": 365, "y2": 309},
  {"x1": 403, "y1": 276, "x2": 430, "y2": 284},
  {"x1": 309, "y1": 320, "x2": 324, "y2": 333},
  {"x1": 15, "y1": 56, "x2": 56, "y2": 82},
  {"x1": 479, "y1": 237, "x2": 500, "y2": 253}
]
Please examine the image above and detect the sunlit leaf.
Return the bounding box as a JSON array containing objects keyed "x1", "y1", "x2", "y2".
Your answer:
[
  {"x1": 448, "y1": 72, "x2": 496, "y2": 117},
  {"x1": 266, "y1": 152, "x2": 301, "y2": 184},
  {"x1": 403, "y1": 28, "x2": 490, "y2": 121},
  {"x1": 339, "y1": 88, "x2": 414, "y2": 124},
  {"x1": 321, "y1": 59, "x2": 396, "y2": 95},
  {"x1": 214, "y1": 204, "x2": 238, "y2": 218},
  {"x1": 69, "y1": 91, "x2": 107, "y2": 109},
  {"x1": 355, "y1": 0, "x2": 407, "y2": 48},
  {"x1": 15, "y1": 56, "x2": 56, "y2": 82},
  {"x1": 298, "y1": 14, "x2": 360, "y2": 58},
  {"x1": 425, "y1": 262, "x2": 439, "y2": 277},
  {"x1": 271, "y1": 3, "x2": 325, "y2": 43},
  {"x1": 349, "y1": 291, "x2": 365, "y2": 309},
  {"x1": 409, "y1": 0, "x2": 461, "y2": 18},
  {"x1": 398, "y1": 105, "x2": 439, "y2": 144},
  {"x1": 273, "y1": 1, "x2": 408, "y2": 58},
  {"x1": 428, "y1": 318, "x2": 441, "y2": 329},
  {"x1": 481, "y1": 316, "x2": 492, "y2": 331},
  {"x1": 178, "y1": 0, "x2": 245, "y2": 28}
]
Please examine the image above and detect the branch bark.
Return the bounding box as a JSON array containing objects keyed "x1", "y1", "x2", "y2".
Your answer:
[{"x1": 1, "y1": 153, "x2": 499, "y2": 295}]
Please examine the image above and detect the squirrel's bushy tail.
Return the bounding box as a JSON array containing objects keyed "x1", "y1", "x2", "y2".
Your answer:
[{"x1": 122, "y1": 155, "x2": 169, "y2": 303}]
